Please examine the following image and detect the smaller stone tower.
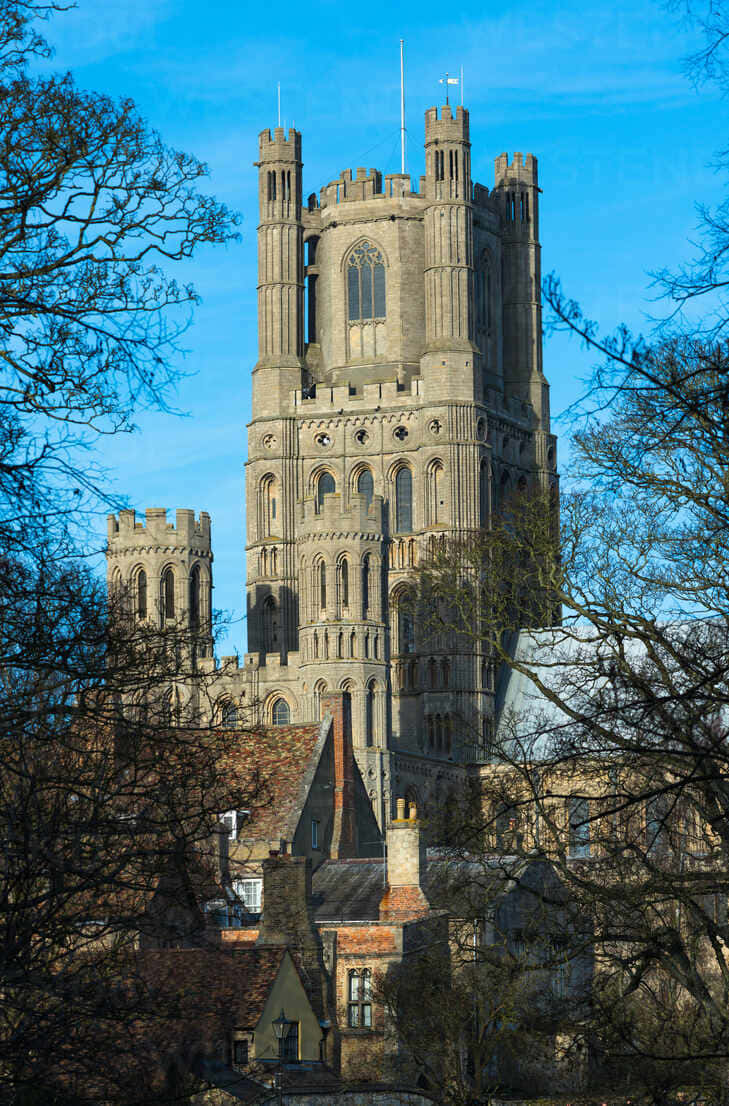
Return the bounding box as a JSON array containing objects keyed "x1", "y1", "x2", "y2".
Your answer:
[
  {"x1": 106, "y1": 508, "x2": 214, "y2": 661},
  {"x1": 493, "y1": 152, "x2": 547, "y2": 429},
  {"x1": 421, "y1": 104, "x2": 475, "y2": 401}
]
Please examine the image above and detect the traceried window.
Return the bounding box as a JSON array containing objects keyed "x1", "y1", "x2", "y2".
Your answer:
[
  {"x1": 347, "y1": 242, "x2": 386, "y2": 321},
  {"x1": 219, "y1": 700, "x2": 238, "y2": 727},
  {"x1": 347, "y1": 968, "x2": 372, "y2": 1028},
  {"x1": 272, "y1": 697, "x2": 290, "y2": 726}
]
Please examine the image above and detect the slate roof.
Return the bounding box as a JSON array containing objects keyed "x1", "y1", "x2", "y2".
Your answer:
[
  {"x1": 311, "y1": 850, "x2": 523, "y2": 922},
  {"x1": 218, "y1": 719, "x2": 330, "y2": 843}
]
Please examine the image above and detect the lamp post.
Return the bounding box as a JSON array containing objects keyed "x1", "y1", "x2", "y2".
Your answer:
[{"x1": 271, "y1": 1008, "x2": 290, "y2": 1106}]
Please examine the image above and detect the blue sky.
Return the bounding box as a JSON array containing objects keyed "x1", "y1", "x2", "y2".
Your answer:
[{"x1": 39, "y1": 0, "x2": 724, "y2": 653}]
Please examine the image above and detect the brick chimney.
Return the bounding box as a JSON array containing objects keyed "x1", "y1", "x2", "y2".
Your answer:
[
  {"x1": 379, "y1": 799, "x2": 430, "y2": 919},
  {"x1": 321, "y1": 691, "x2": 358, "y2": 859},
  {"x1": 256, "y1": 853, "x2": 325, "y2": 1014}
]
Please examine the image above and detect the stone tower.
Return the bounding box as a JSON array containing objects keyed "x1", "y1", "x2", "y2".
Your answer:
[{"x1": 243, "y1": 102, "x2": 558, "y2": 825}]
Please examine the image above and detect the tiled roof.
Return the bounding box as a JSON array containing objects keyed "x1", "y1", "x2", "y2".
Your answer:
[
  {"x1": 217, "y1": 720, "x2": 329, "y2": 843},
  {"x1": 139, "y1": 945, "x2": 287, "y2": 1029}
]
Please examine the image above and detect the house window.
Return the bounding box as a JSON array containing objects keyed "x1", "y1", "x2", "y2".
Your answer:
[
  {"x1": 347, "y1": 242, "x2": 386, "y2": 321},
  {"x1": 282, "y1": 1021, "x2": 299, "y2": 1061},
  {"x1": 272, "y1": 698, "x2": 291, "y2": 726},
  {"x1": 233, "y1": 877, "x2": 262, "y2": 914},
  {"x1": 232, "y1": 1038, "x2": 249, "y2": 1068},
  {"x1": 347, "y1": 968, "x2": 372, "y2": 1028},
  {"x1": 311, "y1": 819, "x2": 319, "y2": 849},
  {"x1": 568, "y1": 796, "x2": 591, "y2": 858}
]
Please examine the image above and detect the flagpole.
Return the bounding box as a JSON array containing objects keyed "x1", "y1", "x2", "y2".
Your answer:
[
  {"x1": 400, "y1": 39, "x2": 405, "y2": 175},
  {"x1": 277, "y1": 82, "x2": 281, "y2": 127},
  {"x1": 460, "y1": 65, "x2": 463, "y2": 106}
]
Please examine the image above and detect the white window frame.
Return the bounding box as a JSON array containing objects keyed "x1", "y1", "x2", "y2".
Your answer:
[{"x1": 233, "y1": 877, "x2": 262, "y2": 914}]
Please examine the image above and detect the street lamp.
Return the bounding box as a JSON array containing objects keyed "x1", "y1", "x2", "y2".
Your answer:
[{"x1": 271, "y1": 1008, "x2": 290, "y2": 1106}]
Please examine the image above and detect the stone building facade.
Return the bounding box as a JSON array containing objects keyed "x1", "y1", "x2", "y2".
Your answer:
[{"x1": 107, "y1": 101, "x2": 558, "y2": 827}]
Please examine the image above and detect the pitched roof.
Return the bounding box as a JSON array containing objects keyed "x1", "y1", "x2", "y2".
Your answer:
[
  {"x1": 138, "y1": 945, "x2": 287, "y2": 1029},
  {"x1": 218, "y1": 719, "x2": 330, "y2": 843},
  {"x1": 311, "y1": 851, "x2": 541, "y2": 923}
]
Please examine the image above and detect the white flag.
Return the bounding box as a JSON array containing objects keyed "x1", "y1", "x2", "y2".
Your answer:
[{"x1": 439, "y1": 77, "x2": 459, "y2": 85}]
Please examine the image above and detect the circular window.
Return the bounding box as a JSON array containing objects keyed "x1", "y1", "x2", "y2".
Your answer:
[
  {"x1": 315, "y1": 432, "x2": 332, "y2": 448},
  {"x1": 262, "y1": 433, "x2": 276, "y2": 450},
  {"x1": 428, "y1": 418, "x2": 443, "y2": 436},
  {"x1": 393, "y1": 426, "x2": 408, "y2": 442},
  {"x1": 354, "y1": 427, "x2": 369, "y2": 445}
]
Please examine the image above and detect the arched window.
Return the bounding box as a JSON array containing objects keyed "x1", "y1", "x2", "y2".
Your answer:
[
  {"x1": 441, "y1": 658, "x2": 450, "y2": 688},
  {"x1": 395, "y1": 467, "x2": 413, "y2": 533},
  {"x1": 361, "y1": 554, "x2": 370, "y2": 617},
  {"x1": 260, "y1": 474, "x2": 279, "y2": 537},
  {"x1": 317, "y1": 471, "x2": 335, "y2": 512},
  {"x1": 135, "y1": 568, "x2": 147, "y2": 621},
  {"x1": 428, "y1": 716, "x2": 435, "y2": 748},
  {"x1": 347, "y1": 242, "x2": 386, "y2": 321},
  {"x1": 365, "y1": 681, "x2": 375, "y2": 746},
  {"x1": 272, "y1": 698, "x2": 291, "y2": 726},
  {"x1": 427, "y1": 461, "x2": 445, "y2": 526},
  {"x1": 314, "y1": 680, "x2": 328, "y2": 719},
  {"x1": 428, "y1": 658, "x2": 437, "y2": 689},
  {"x1": 161, "y1": 568, "x2": 175, "y2": 621},
  {"x1": 263, "y1": 595, "x2": 277, "y2": 653},
  {"x1": 339, "y1": 559, "x2": 350, "y2": 610},
  {"x1": 444, "y1": 714, "x2": 453, "y2": 754},
  {"x1": 397, "y1": 602, "x2": 415, "y2": 655},
  {"x1": 319, "y1": 561, "x2": 327, "y2": 611},
  {"x1": 189, "y1": 564, "x2": 201, "y2": 629},
  {"x1": 220, "y1": 700, "x2": 238, "y2": 727},
  {"x1": 357, "y1": 467, "x2": 374, "y2": 508},
  {"x1": 480, "y1": 460, "x2": 489, "y2": 528}
]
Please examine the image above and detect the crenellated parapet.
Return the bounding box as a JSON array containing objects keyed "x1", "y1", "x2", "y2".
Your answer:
[
  {"x1": 107, "y1": 507, "x2": 212, "y2": 555},
  {"x1": 106, "y1": 507, "x2": 214, "y2": 657}
]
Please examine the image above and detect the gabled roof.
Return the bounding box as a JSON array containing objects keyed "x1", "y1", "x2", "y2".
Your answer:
[
  {"x1": 139, "y1": 945, "x2": 288, "y2": 1029},
  {"x1": 311, "y1": 844, "x2": 561, "y2": 924},
  {"x1": 218, "y1": 718, "x2": 330, "y2": 843},
  {"x1": 311, "y1": 851, "x2": 528, "y2": 923}
]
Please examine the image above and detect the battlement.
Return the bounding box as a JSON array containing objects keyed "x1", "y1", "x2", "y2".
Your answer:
[
  {"x1": 319, "y1": 168, "x2": 419, "y2": 208},
  {"x1": 107, "y1": 508, "x2": 212, "y2": 549},
  {"x1": 300, "y1": 491, "x2": 385, "y2": 536},
  {"x1": 293, "y1": 376, "x2": 422, "y2": 411},
  {"x1": 494, "y1": 151, "x2": 538, "y2": 186},
  {"x1": 424, "y1": 103, "x2": 469, "y2": 143},
  {"x1": 257, "y1": 126, "x2": 301, "y2": 162}
]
